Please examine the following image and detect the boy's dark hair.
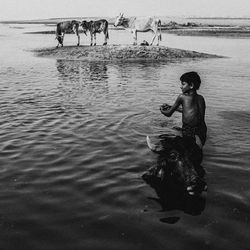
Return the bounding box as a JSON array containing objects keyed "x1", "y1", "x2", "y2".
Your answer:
[{"x1": 180, "y1": 71, "x2": 201, "y2": 90}]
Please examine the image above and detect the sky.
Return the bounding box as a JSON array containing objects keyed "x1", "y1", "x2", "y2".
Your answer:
[{"x1": 0, "y1": 0, "x2": 250, "y2": 20}]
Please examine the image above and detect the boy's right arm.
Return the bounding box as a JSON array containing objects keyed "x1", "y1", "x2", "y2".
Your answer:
[
  {"x1": 161, "y1": 104, "x2": 182, "y2": 113},
  {"x1": 160, "y1": 95, "x2": 182, "y2": 117}
]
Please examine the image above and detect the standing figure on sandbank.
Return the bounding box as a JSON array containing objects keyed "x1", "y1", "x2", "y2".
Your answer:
[
  {"x1": 114, "y1": 13, "x2": 162, "y2": 45},
  {"x1": 55, "y1": 20, "x2": 80, "y2": 48},
  {"x1": 81, "y1": 19, "x2": 109, "y2": 46}
]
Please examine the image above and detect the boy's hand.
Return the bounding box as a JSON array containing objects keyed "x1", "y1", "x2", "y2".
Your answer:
[
  {"x1": 160, "y1": 103, "x2": 182, "y2": 113},
  {"x1": 160, "y1": 104, "x2": 171, "y2": 116},
  {"x1": 160, "y1": 103, "x2": 171, "y2": 111}
]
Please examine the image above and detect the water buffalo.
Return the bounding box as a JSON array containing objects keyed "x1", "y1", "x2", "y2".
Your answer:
[
  {"x1": 114, "y1": 13, "x2": 162, "y2": 45},
  {"x1": 143, "y1": 134, "x2": 207, "y2": 196},
  {"x1": 55, "y1": 20, "x2": 80, "y2": 48},
  {"x1": 81, "y1": 19, "x2": 109, "y2": 46}
]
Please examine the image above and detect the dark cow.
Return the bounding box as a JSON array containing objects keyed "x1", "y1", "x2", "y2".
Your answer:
[
  {"x1": 114, "y1": 13, "x2": 162, "y2": 45},
  {"x1": 143, "y1": 134, "x2": 207, "y2": 196},
  {"x1": 81, "y1": 19, "x2": 109, "y2": 46},
  {"x1": 55, "y1": 20, "x2": 80, "y2": 48}
]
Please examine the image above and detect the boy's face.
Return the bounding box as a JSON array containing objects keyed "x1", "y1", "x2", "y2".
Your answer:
[{"x1": 180, "y1": 81, "x2": 193, "y2": 94}]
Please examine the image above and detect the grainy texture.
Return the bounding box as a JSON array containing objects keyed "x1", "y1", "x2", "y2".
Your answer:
[{"x1": 32, "y1": 45, "x2": 222, "y2": 62}]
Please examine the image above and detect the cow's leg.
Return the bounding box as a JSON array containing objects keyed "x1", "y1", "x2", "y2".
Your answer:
[
  {"x1": 155, "y1": 31, "x2": 160, "y2": 46},
  {"x1": 56, "y1": 35, "x2": 63, "y2": 48},
  {"x1": 61, "y1": 33, "x2": 65, "y2": 47},
  {"x1": 103, "y1": 32, "x2": 107, "y2": 45},
  {"x1": 156, "y1": 30, "x2": 161, "y2": 46},
  {"x1": 93, "y1": 33, "x2": 96, "y2": 46},
  {"x1": 76, "y1": 33, "x2": 80, "y2": 46},
  {"x1": 132, "y1": 30, "x2": 137, "y2": 45},
  {"x1": 150, "y1": 31, "x2": 157, "y2": 45},
  {"x1": 90, "y1": 33, "x2": 93, "y2": 46},
  {"x1": 157, "y1": 28, "x2": 162, "y2": 45}
]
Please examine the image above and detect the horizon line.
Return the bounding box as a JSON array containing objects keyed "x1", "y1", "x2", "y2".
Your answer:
[{"x1": 1, "y1": 15, "x2": 250, "y2": 22}]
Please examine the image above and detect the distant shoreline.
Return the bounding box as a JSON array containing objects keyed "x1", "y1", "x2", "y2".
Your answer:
[
  {"x1": 3, "y1": 17, "x2": 250, "y2": 39},
  {"x1": 162, "y1": 28, "x2": 250, "y2": 38},
  {"x1": 1, "y1": 16, "x2": 250, "y2": 23}
]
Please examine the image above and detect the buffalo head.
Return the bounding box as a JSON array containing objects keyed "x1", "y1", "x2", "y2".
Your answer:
[
  {"x1": 143, "y1": 135, "x2": 207, "y2": 195},
  {"x1": 142, "y1": 135, "x2": 207, "y2": 216}
]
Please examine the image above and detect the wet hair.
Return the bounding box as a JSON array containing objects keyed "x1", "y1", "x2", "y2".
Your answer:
[{"x1": 180, "y1": 71, "x2": 201, "y2": 90}]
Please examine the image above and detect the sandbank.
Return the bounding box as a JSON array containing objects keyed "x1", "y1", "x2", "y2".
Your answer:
[{"x1": 32, "y1": 45, "x2": 222, "y2": 62}]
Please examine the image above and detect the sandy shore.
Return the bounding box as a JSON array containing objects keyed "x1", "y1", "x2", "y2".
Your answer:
[{"x1": 32, "y1": 45, "x2": 222, "y2": 62}]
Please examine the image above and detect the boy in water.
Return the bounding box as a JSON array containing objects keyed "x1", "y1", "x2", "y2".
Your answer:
[{"x1": 160, "y1": 71, "x2": 207, "y2": 148}]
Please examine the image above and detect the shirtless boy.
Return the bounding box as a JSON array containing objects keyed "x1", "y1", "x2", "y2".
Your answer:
[{"x1": 160, "y1": 71, "x2": 207, "y2": 148}]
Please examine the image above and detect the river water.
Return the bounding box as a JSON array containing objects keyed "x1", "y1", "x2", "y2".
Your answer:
[{"x1": 0, "y1": 22, "x2": 250, "y2": 250}]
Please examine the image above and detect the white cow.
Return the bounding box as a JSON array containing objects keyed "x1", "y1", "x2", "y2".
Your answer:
[{"x1": 114, "y1": 13, "x2": 162, "y2": 45}]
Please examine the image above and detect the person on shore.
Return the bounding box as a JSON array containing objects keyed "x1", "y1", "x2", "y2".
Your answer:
[{"x1": 160, "y1": 71, "x2": 207, "y2": 148}]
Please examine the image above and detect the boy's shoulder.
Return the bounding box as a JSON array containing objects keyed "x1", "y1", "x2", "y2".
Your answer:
[{"x1": 197, "y1": 93, "x2": 205, "y2": 101}]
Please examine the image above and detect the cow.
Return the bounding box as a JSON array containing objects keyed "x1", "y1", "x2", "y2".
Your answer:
[
  {"x1": 55, "y1": 20, "x2": 80, "y2": 48},
  {"x1": 114, "y1": 13, "x2": 162, "y2": 45},
  {"x1": 81, "y1": 19, "x2": 109, "y2": 46}
]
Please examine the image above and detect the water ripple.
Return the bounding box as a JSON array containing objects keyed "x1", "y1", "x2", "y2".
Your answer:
[{"x1": 1, "y1": 27, "x2": 250, "y2": 249}]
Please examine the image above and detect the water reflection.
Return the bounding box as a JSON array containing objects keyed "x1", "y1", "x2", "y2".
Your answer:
[
  {"x1": 56, "y1": 59, "x2": 108, "y2": 83},
  {"x1": 144, "y1": 174, "x2": 206, "y2": 220},
  {"x1": 56, "y1": 60, "x2": 110, "y2": 101},
  {"x1": 114, "y1": 61, "x2": 167, "y2": 83}
]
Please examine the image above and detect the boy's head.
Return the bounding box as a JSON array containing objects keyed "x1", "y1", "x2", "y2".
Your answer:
[{"x1": 180, "y1": 71, "x2": 201, "y2": 90}]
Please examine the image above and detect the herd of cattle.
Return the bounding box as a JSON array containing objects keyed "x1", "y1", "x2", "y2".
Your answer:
[{"x1": 55, "y1": 13, "x2": 162, "y2": 47}]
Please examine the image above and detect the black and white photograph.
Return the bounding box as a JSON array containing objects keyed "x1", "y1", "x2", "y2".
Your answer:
[{"x1": 0, "y1": 0, "x2": 250, "y2": 249}]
